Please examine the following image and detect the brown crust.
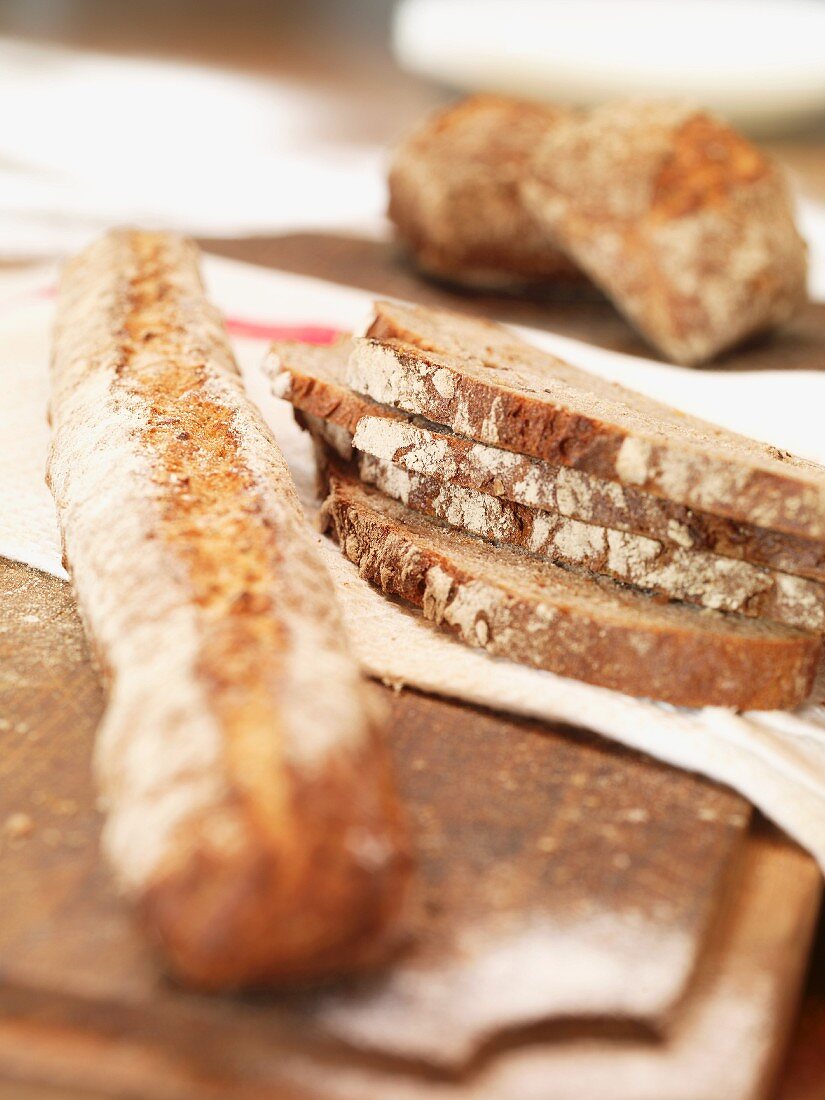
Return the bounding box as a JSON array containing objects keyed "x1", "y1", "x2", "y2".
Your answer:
[
  {"x1": 320, "y1": 461, "x2": 820, "y2": 711},
  {"x1": 48, "y1": 232, "x2": 411, "y2": 989},
  {"x1": 140, "y1": 741, "x2": 408, "y2": 989},
  {"x1": 389, "y1": 95, "x2": 584, "y2": 289},
  {"x1": 267, "y1": 336, "x2": 400, "y2": 434},
  {"x1": 357, "y1": 300, "x2": 825, "y2": 541},
  {"x1": 268, "y1": 336, "x2": 825, "y2": 582},
  {"x1": 522, "y1": 102, "x2": 808, "y2": 365}
]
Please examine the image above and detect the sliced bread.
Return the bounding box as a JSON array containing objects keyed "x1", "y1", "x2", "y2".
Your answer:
[
  {"x1": 355, "y1": 450, "x2": 825, "y2": 633},
  {"x1": 355, "y1": 300, "x2": 825, "y2": 541},
  {"x1": 319, "y1": 460, "x2": 820, "y2": 710},
  {"x1": 266, "y1": 335, "x2": 825, "y2": 582}
]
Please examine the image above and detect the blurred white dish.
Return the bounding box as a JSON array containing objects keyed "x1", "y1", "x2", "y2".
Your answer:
[{"x1": 393, "y1": 0, "x2": 825, "y2": 133}]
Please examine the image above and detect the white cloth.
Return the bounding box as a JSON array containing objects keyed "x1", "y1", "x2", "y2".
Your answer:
[
  {"x1": 0, "y1": 40, "x2": 386, "y2": 259},
  {"x1": 4, "y1": 251, "x2": 825, "y2": 871}
]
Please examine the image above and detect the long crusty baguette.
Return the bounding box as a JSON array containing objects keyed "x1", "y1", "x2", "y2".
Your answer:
[
  {"x1": 47, "y1": 230, "x2": 410, "y2": 989},
  {"x1": 319, "y1": 459, "x2": 820, "y2": 710},
  {"x1": 354, "y1": 452, "x2": 825, "y2": 633},
  {"x1": 265, "y1": 335, "x2": 825, "y2": 582},
  {"x1": 356, "y1": 300, "x2": 825, "y2": 541},
  {"x1": 388, "y1": 95, "x2": 581, "y2": 289},
  {"x1": 521, "y1": 102, "x2": 808, "y2": 366}
]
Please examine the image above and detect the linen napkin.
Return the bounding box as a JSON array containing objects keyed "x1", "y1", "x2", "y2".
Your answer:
[{"x1": 3, "y1": 253, "x2": 825, "y2": 871}]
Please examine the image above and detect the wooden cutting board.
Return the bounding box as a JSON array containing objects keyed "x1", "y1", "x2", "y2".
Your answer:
[{"x1": 0, "y1": 236, "x2": 822, "y2": 1099}]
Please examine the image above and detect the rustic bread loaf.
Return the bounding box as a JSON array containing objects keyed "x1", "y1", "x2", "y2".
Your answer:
[
  {"x1": 267, "y1": 335, "x2": 825, "y2": 582},
  {"x1": 355, "y1": 450, "x2": 825, "y2": 633},
  {"x1": 319, "y1": 459, "x2": 820, "y2": 710},
  {"x1": 389, "y1": 95, "x2": 581, "y2": 289},
  {"x1": 521, "y1": 101, "x2": 808, "y2": 365},
  {"x1": 47, "y1": 231, "x2": 410, "y2": 989},
  {"x1": 357, "y1": 300, "x2": 825, "y2": 541}
]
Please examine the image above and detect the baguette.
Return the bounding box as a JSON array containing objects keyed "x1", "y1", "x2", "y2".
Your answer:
[
  {"x1": 521, "y1": 102, "x2": 808, "y2": 365},
  {"x1": 319, "y1": 460, "x2": 820, "y2": 710},
  {"x1": 355, "y1": 451, "x2": 825, "y2": 633},
  {"x1": 356, "y1": 300, "x2": 825, "y2": 541},
  {"x1": 389, "y1": 95, "x2": 581, "y2": 289},
  {"x1": 266, "y1": 336, "x2": 825, "y2": 582},
  {"x1": 47, "y1": 230, "x2": 410, "y2": 989}
]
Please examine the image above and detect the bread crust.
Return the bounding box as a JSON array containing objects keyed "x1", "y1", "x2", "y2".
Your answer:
[
  {"x1": 389, "y1": 95, "x2": 582, "y2": 289},
  {"x1": 357, "y1": 300, "x2": 825, "y2": 541},
  {"x1": 48, "y1": 231, "x2": 410, "y2": 989},
  {"x1": 267, "y1": 335, "x2": 825, "y2": 582},
  {"x1": 320, "y1": 461, "x2": 819, "y2": 711},
  {"x1": 521, "y1": 102, "x2": 808, "y2": 365}
]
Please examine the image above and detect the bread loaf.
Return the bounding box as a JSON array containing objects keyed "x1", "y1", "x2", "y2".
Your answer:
[
  {"x1": 319, "y1": 459, "x2": 820, "y2": 710},
  {"x1": 356, "y1": 300, "x2": 825, "y2": 541},
  {"x1": 267, "y1": 334, "x2": 825, "y2": 582},
  {"x1": 389, "y1": 95, "x2": 580, "y2": 289},
  {"x1": 47, "y1": 231, "x2": 410, "y2": 989},
  {"x1": 521, "y1": 102, "x2": 808, "y2": 365}
]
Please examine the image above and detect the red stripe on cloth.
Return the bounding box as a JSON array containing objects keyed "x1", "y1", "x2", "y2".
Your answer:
[
  {"x1": 9, "y1": 286, "x2": 342, "y2": 348},
  {"x1": 225, "y1": 319, "x2": 343, "y2": 344}
]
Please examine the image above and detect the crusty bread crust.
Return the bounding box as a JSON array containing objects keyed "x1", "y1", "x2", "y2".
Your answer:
[
  {"x1": 267, "y1": 334, "x2": 825, "y2": 582},
  {"x1": 389, "y1": 95, "x2": 582, "y2": 289},
  {"x1": 320, "y1": 461, "x2": 819, "y2": 710},
  {"x1": 355, "y1": 451, "x2": 825, "y2": 633},
  {"x1": 48, "y1": 231, "x2": 410, "y2": 989},
  {"x1": 521, "y1": 102, "x2": 808, "y2": 365},
  {"x1": 358, "y1": 300, "x2": 825, "y2": 541}
]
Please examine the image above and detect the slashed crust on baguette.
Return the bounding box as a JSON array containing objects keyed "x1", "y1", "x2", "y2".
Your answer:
[
  {"x1": 265, "y1": 336, "x2": 825, "y2": 583},
  {"x1": 521, "y1": 102, "x2": 808, "y2": 365},
  {"x1": 319, "y1": 458, "x2": 819, "y2": 711},
  {"x1": 48, "y1": 231, "x2": 410, "y2": 989},
  {"x1": 357, "y1": 300, "x2": 825, "y2": 541}
]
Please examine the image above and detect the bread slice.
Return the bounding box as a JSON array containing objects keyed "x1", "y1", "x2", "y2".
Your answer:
[
  {"x1": 320, "y1": 460, "x2": 820, "y2": 710},
  {"x1": 266, "y1": 336, "x2": 825, "y2": 583},
  {"x1": 521, "y1": 102, "x2": 808, "y2": 365},
  {"x1": 48, "y1": 231, "x2": 410, "y2": 989},
  {"x1": 355, "y1": 450, "x2": 825, "y2": 633},
  {"x1": 389, "y1": 95, "x2": 581, "y2": 289},
  {"x1": 356, "y1": 300, "x2": 825, "y2": 541},
  {"x1": 353, "y1": 415, "x2": 825, "y2": 584}
]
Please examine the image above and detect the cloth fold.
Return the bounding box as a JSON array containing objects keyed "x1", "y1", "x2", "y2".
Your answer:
[{"x1": 4, "y1": 253, "x2": 825, "y2": 871}]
